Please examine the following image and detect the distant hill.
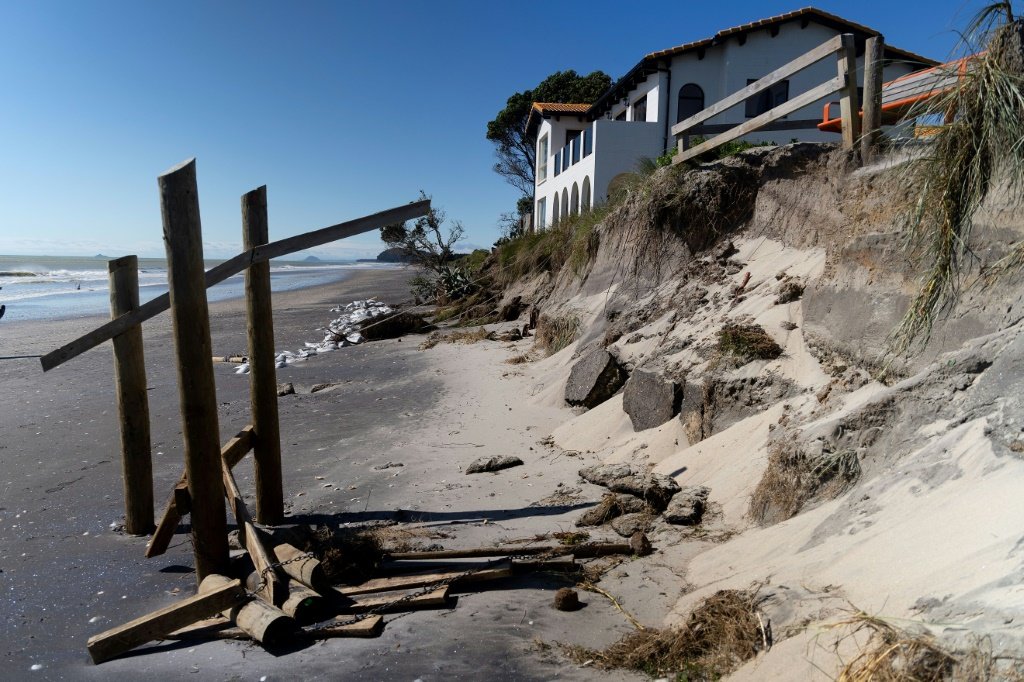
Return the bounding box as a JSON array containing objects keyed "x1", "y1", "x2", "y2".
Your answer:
[
  {"x1": 303, "y1": 255, "x2": 321, "y2": 262},
  {"x1": 375, "y1": 247, "x2": 416, "y2": 263},
  {"x1": 94, "y1": 254, "x2": 109, "y2": 259}
]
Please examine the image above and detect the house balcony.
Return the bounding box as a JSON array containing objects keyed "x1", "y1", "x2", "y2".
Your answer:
[{"x1": 552, "y1": 128, "x2": 593, "y2": 178}]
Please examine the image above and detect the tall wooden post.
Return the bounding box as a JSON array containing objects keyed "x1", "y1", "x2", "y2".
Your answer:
[
  {"x1": 158, "y1": 158, "x2": 228, "y2": 583},
  {"x1": 108, "y1": 255, "x2": 154, "y2": 535},
  {"x1": 861, "y1": 35, "x2": 885, "y2": 164},
  {"x1": 242, "y1": 186, "x2": 284, "y2": 524},
  {"x1": 836, "y1": 33, "x2": 862, "y2": 152}
]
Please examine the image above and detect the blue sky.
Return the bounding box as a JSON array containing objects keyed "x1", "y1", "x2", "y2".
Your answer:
[{"x1": 0, "y1": 1, "x2": 978, "y2": 260}]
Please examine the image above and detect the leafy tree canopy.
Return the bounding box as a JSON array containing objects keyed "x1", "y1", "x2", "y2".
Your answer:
[{"x1": 486, "y1": 70, "x2": 612, "y2": 205}]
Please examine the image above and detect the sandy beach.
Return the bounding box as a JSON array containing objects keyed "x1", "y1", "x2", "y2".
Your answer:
[{"x1": 0, "y1": 267, "x2": 651, "y2": 680}]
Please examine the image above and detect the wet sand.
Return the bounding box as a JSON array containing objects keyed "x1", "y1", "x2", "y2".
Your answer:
[{"x1": 0, "y1": 268, "x2": 643, "y2": 681}]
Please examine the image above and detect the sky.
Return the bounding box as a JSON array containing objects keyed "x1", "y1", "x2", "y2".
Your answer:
[{"x1": 0, "y1": 0, "x2": 983, "y2": 260}]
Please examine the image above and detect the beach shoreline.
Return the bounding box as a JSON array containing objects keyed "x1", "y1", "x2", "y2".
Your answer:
[{"x1": 0, "y1": 266, "x2": 648, "y2": 680}]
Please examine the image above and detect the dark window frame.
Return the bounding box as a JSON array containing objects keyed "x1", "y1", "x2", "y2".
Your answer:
[
  {"x1": 744, "y1": 79, "x2": 789, "y2": 118},
  {"x1": 676, "y1": 83, "x2": 705, "y2": 123},
  {"x1": 632, "y1": 95, "x2": 648, "y2": 122}
]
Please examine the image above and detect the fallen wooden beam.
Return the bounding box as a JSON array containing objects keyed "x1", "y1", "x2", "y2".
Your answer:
[
  {"x1": 512, "y1": 555, "x2": 577, "y2": 573},
  {"x1": 337, "y1": 586, "x2": 450, "y2": 614},
  {"x1": 333, "y1": 562, "x2": 513, "y2": 597},
  {"x1": 385, "y1": 542, "x2": 635, "y2": 561},
  {"x1": 221, "y1": 456, "x2": 282, "y2": 604},
  {"x1": 200, "y1": 574, "x2": 296, "y2": 647},
  {"x1": 307, "y1": 615, "x2": 384, "y2": 638},
  {"x1": 272, "y1": 542, "x2": 327, "y2": 592},
  {"x1": 145, "y1": 425, "x2": 254, "y2": 558},
  {"x1": 86, "y1": 576, "x2": 245, "y2": 664}
]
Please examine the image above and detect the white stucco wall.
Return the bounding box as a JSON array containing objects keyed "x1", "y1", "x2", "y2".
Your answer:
[
  {"x1": 592, "y1": 120, "x2": 663, "y2": 204},
  {"x1": 534, "y1": 115, "x2": 598, "y2": 230}
]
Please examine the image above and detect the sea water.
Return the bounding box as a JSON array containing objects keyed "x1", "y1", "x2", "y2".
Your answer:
[{"x1": 0, "y1": 254, "x2": 392, "y2": 323}]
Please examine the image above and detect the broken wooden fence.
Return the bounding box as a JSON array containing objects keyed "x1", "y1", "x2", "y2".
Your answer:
[
  {"x1": 672, "y1": 33, "x2": 867, "y2": 163},
  {"x1": 40, "y1": 157, "x2": 430, "y2": 576}
]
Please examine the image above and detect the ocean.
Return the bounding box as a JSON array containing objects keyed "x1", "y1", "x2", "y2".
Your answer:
[{"x1": 0, "y1": 254, "x2": 394, "y2": 323}]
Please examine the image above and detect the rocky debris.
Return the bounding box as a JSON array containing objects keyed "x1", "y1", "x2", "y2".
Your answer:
[
  {"x1": 578, "y1": 463, "x2": 681, "y2": 512},
  {"x1": 565, "y1": 349, "x2": 627, "y2": 408},
  {"x1": 372, "y1": 461, "x2": 404, "y2": 471},
  {"x1": 713, "y1": 240, "x2": 739, "y2": 262},
  {"x1": 663, "y1": 486, "x2": 710, "y2": 526},
  {"x1": 489, "y1": 327, "x2": 523, "y2": 342},
  {"x1": 679, "y1": 380, "x2": 710, "y2": 444},
  {"x1": 629, "y1": 531, "x2": 653, "y2": 557},
  {"x1": 277, "y1": 382, "x2": 295, "y2": 396},
  {"x1": 465, "y1": 455, "x2": 524, "y2": 474},
  {"x1": 553, "y1": 587, "x2": 581, "y2": 611},
  {"x1": 780, "y1": 320, "x2": 798, "y2": 331},
  {"x1": 498, "y1": 296, "x2": 524, "y2": 321},
  {"x1": 622, "y1": 369, "x2": 683, "y2": 431},
  {"x1": 775, "y1": 280, "x2": 805, "y2": 304},
  {"x1": 611, "y1": 513, "x2": 653, "y2": 537},
  {"x1": 574, "y1": 493, "x2": 649, "y2": 527}
]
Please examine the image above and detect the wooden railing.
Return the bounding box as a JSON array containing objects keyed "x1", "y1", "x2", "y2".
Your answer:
[
  {"x1": 672, "y1": 33, "x2": 862, "y2": 163},
  {"x1": 40, "y1": 157, "x2": 430, "y2": 580}
]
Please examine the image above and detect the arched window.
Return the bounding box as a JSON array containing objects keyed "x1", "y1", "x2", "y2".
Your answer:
[
  {"x1": 677, "y1": 83, "x2": 705, "y2": 123},
  {"x1": 552, "y1": 194, "x2": 560, "y2": 226},
  {"x1": 561, "y1": 189, "x2": 569, "y2": 220},
  {"x1": 581, "y1": 176, "x2": 592, "y2": 210},
  {"x1": 570, "y1": 183, "x2": 580, "y2": 216}
]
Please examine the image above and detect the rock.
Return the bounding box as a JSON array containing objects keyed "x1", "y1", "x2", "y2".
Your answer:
[
  {"x1": 498, "y1": 296, "x2": 524, "y2": 322},
  {"x1": 578, "y1": 463, "x2": 681, "y2": 512},
  {"x1": 277, "y1": 382, "x2": 295, "y2": 396},
  {"x1": 466, "y1": 455, "x2": 524, "y2": 474},
  {"x1": 489, "y1": 327, "x2": 523, "y2": 342},
  {"x1": 360, "y1": 311, "x2": 434, "y2": 341},
  {"x1": 574, "y1": 493, "x2": 649, "y2": 527},
  {"x1": 611, "y1": 513, "x2": 652, "y2": 537},
  {"x1": 663, "y1": 486, "x2": 710, "y2": 525},
  {"x1": 565, "y1": 349, "x2": 627, "y2": 408},
  {"x1": 553, "y1": 587, "x2": 581, "y2": 611},
  {"x1": 678, "y1": 380, "x2": 709, "y2": 443},
  {"x1": 713, "y1": 240, "x2": 739, "y2": 262},
  {"x1": 622, "y1": 369, "x2": 683, "y2": 431},
  {"x1": 629, "y1": 531, "x2": 653, "y2": 556}
]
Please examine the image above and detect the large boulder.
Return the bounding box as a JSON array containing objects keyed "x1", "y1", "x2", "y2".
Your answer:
[
  {"x1": 574, "y1": 493, "x2": 649, "y2": 527},
  {"x1": 360, "y1": 311, "x2": 434, "y2": 340},
  {"x1": 565, "y1": 349, "x2": 627, "y2": 408},
  {"x1": 578, "y1": 463, "x2": 681, "y2": 512},
  {"x1": 663, "y1": 486, "x2": 710, "y2": 525},
  {"x1": 610, "y1": 513, "x2": 652, "y2": 538},
  {"x1": 466, "y1": 455, "x2": 523, "y2": 474},
  {"x1": 622, "y1": 369, "x2": 682, "y2": 431}
]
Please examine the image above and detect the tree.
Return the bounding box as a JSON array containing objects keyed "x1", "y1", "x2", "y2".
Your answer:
[
  {"x1": 486, "y1": 70, "x2": 612, "y2": 199},
  {"x1": 380, "y1": 191, "x2": 464, "y2": 272}
]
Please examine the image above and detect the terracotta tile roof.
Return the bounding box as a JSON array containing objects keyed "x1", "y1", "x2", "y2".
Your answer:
[{"x1": 531, "y1": 102, "x2": 591, "y2": 114}]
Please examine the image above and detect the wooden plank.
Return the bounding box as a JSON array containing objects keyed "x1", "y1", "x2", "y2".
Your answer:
[
  {"x1": 338, "y1": 586, "x2": 450, "y2": 613},
  {"x1": 159, "y1": 158, "x2": 228, "y2": 583},
  {"x1": 386, "y1": 542, "x2": 635, "y2": 561},
  {"x1": 86, "y1": 576, "x2": 244, "y2": 664},
  {"x1": 39, "y1": 199, "x2": 430, "y2": 372},
  {"x1": 308, "y1": 615, "x2": 384, "y2": 639},
  {"x1": 861, "y1": 35, "x2": 884, "y2": 162},
  {"x1": 221, "y1": 455, "x2": 281, "y2": 604},
  {"x1": 333, "y1": 562, "x2": 513, "y2": 596},
  {"x1": 242, "y1": 186, "x2": 284, "y2": 525},
  {"x1": 836, "y1": 33, "x2": 862, "y2": 150},
  {"x1": 108, "y1": 255, "x2": 154, "y2": 535},
  {"x1": 676, "y1": 76, "x2": 843, "y2": 163},
  {"x1": 671, "y1": 34, "x2": 843, "y2": 136},
  {"x1": 144, "y1": 425, "x2": 253, "y2": 558}
]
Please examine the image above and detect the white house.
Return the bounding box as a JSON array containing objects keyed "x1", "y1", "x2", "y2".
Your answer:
[{"x1": 528, "y1": 7, "x2": 936, "y2": 230}]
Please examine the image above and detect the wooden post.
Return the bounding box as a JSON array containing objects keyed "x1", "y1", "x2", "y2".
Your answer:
[
  {"x1": 108, "y1": 256, "x2": 154, "y2": 535},
  {"x1": 158, "y1": 158, "x2": 228, "y2": 583},
  {"x1": 861, "y1": 35, "x2": 885, "y2": 163},
  {"x1": 836, "y1": 33, "x2": 862, "y2": 152},
  {"x1": 241, "y1": 186, "x2": 284, "y2": 524}
]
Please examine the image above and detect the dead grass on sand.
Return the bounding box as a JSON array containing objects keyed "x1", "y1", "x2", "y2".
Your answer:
[
  {"x1": 749, "y1": 442, "x2": 861, "y2": 526},
  {"x1": 563, "y1": 586, "x2": 767, "y2": 679},
  {"x1": 419, "y1": 327, "x2": 489, "y2": 349},
  {"x1": 827, "y1": 610, "x2": 1023, "y2": 681}
]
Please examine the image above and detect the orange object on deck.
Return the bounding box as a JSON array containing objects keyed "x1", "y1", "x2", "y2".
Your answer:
[{"x1": 818, "y1": 55, "x2": 974, "y2": 133}]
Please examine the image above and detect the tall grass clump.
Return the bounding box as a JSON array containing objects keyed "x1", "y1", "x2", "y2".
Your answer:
[
  {"x1": 494, "y1": 204, "x2": 611, "y2": 285},
  {"x1": 890, "y1": 2, "x2": 1024, "y2": 355}
]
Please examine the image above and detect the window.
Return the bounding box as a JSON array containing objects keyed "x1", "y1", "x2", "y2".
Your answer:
[
  {"x1": 745, "y1": 79, "x2": 789, "y2": 118},
  {"x1": 615, "y1": 109, "x2": 627, "y2": 121},
  {"x1": 632, "y1": 95, "x2": 647, "y2": 122},
  {"x1": 582, "y1": 128, "x2": 592, "y2": 157},
  {"x1": 677, "y1": 83, "x2": 705, "y2": 123},
  {"x1": 553, "y1": 150, "x2": 561, "y2": 177},
  {"x1": 537, "y1": 134, "x2": 549, "y2": 183},
  {"x1": 536, "y1": 197, "x2": 547, "y2": 230}
]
